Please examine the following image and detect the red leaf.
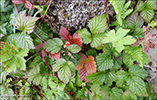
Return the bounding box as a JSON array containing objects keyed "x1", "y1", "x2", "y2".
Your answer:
[
  {"x1": 132, "y1": 26, "x2": 156, "y2": 54},
  {"x1": 71, "y1": 33, "x2": 83, "y2": 47},
  {"x1": 48, "y1": 51, "x2": 60, "y2": 61},
  {"x1": 59, "y1": 26, "x2": 72, "y2": 41},
  {"x1": 35, "y1": 42, "x2": 45, "y2": 49},
  {"x1": 79, "y1": 66, "x2": 89, "y2": 83},
  {"x1": 25, "y1": 1, "x2": 35, "y2": 9},
  {"x1": 41, "y1": 49, "x2": 47, "y2": 62},
  {"x1": 12, "y1": 0, "x2": 25, "y2": 4},
  {"x1": 76, "y1": 53, "x2": 96, "y2": 83},
  {"x1": 75, "y1": 53, "x2": 87, "y2": 70}
]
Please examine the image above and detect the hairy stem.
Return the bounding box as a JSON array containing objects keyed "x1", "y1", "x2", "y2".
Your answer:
[
  {"x1": 21, "y1": 77, "x2": 48, "y2": 100},
  {"x1": 103, "y1": 0, "x2": 110, "y2": 31}
]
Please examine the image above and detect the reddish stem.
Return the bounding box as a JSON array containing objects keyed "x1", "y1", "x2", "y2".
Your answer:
[
  {"x1": 21, "y1": 77, "x2": 48, "y2": 100},
  {"x1": 33, "y1": 30, "x2": 45, "y2": 42},
  {"x1": 103, "y1": 0, "x2": 110, "y2": 31},
  {"x1": 13, "y1": 3, "x2": 19, "y2": 14},
  {"x1": 36, "y1": 26, "x2": 53, "y2": 39},
  {"x1": 35, "y1": 0, "x2": 53, "y2": 30}
]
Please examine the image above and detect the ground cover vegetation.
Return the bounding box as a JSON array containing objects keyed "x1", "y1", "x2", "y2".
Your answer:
[{"x1": 0, "y1": 0, "x2": 157, "y2": 99}]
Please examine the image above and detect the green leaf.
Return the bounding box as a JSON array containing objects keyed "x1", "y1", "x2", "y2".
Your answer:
[
  {"x1": 58, "y1": 65, "x2": 71, "y2": 84},
  {"x1": 111, "y1": 58, "x2": 121, "y2": 70},
  {"x1": 53, "y1": 59, "x2": 75, "y2": 83},
  {"x1": 145, "y1": 83, "x2": 151, "y2": 96},
  {"x1": 16, "y1": 33, "x2": 34, "y2": 49},
  {"x1": 103, "y1": 43, "x2": 120, "y2": 56},
  {"x1": 86, "y1": 49, "x2": 97, "y2": 58},
  {"x1": 27, "y1": 65, "x2": 41, "y2": 85},
  {"x1": 132, "y1": 28, "x2": 143, "y2": 39},
  {"x1": 14, "y1": 10, "x2": 39, "y2": 34},
  {"x1": 104, "y1": 71, "x2": 116, "y2": 86},
  {"x1": 0, "y1": 84, "x2": 14, "y2": 99},
  {"x1": 140, "y1": 8, "x2": 154, "y2": 23},
  {"x1": 127, "y1": 76, "x2": 148, "y2": 96},
  {"x1": 53, "y1": 58, "x2": 66, "y2": 71},
  {"x1": 146, "y1": 0, "x2": 157, "y2": 10},
  {"x1": 96, "y1": 53, "x2": 113, "y2": 71},
  {"x1": 91, "y1": 83, "x2": 100, "y2": 94},
  {"x1": 103, "y1": 28, "x2": 136, "y2": 52},
  {"x1": 77, "y1": 28, "x2": 91, "y2": 44},
  {"x1": 129, "y1": 65, "x2": 148, "y2": 79},
  {"x1": 123, "y1": 53, "x2": 134, "y2": 67},
  {"x1": 135, "y1": 1, "x2": 146, "y2": 12},
  {"x1": 85, "y1": 72, "x2": 105, "y2": 84},
  {"x1": 0, "y1": 67, "x2": 7, "y2": 83},
  {"x1": 116, "y1": 70, "x2": 128, "y2": 87},
  {"x1": 147, "y1": 20, "x2": 157, "y2": 28},
  {"x1": 15, "y1": 56, "x2": 26, "y2": 70},
  {"x1": 91, "y1": 32, "x2": 106, "y2": 48},
  {"x1": 151, "y1": 93, "x2": 157, "y2": 100},
  {"x1": 123, "y1": 89, "x2": 137, "y2": 100},
  {"x1": 76, "y1": 88, "x2": 87, "y2": 99},
  {"x1": 89, "y1": 14, "x2": 107, "y2": 34},
  {"x1": 124, "y1": 46, "x2": 144, "y2": 67},
  {"x1": 110, "y1": 87, "x2": 123, "y2": 100},
  {"x1": 41, "y1": 76, "x2": 47, "y2": 86},
  {"x1": 43, "y1": 38, "x2": 63, "y2": 54},
  {"x1": 68, "y1": 44, "x2": 81, "y2": 53}
]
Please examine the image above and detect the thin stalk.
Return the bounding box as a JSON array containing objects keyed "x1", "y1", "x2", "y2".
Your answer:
[
  {"x1": 36, "y1": 26, "x2": 53, "y2": 39},
  {"x1": 35, "y1": 0, "x2": 53, "y2": 29},
  {"x1": 33, "y1": 30, "x2": 45, "y2": 42},
  {"x1": 103, "y1": 0, "x2": 110, "y2": 31},
  {"x1": 13, "y1": 3, "x2": 19, "y2": 14},
  {"x1": 21, "y1": 77, "x2": 48, "y2": 100}
]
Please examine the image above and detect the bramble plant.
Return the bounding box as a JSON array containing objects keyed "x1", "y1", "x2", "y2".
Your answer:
[{"x1": 0, "y1": 0, "x2": 157, "y2": 100}]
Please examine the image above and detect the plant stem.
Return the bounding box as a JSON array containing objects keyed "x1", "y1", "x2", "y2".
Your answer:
[
  {"x1": 33, "y1": 30, "x2": 45, "y2": 42},
  {"x1": 34, "y1": 49, "x2": 72, "y2": 100},
  {"x1": 36, "y1": 26, "x2": 53, "y2": 39},
  {"x1": 103, "y1": 0, "x2": 110, "y2": 31},
  {"x1": 35, "y1": 0, "x2": 53, "y2": 29},
  {"x1": 21, "y1": 77, "x2": 48, "y2": 100},
  {"x1": 13, "y1": 3, "x2": 19, "y2": 15}
]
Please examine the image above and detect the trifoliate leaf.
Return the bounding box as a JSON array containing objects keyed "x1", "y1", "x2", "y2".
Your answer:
[
  {"x1": 16, "y1": 33, "x2": 34, "y2": 49},
  {"x1": 77, "y1": 28, "x2": 91, "y2": 44},
  {"x1": 88, "y1": 14, "x2": 107, "y2": 34},
  {"x1": 85, "y1": 72, "x2": 105, "y2": 84},
  {"x1": 104, "y1": 71, "x2": 116, "y2": 87},
  {"x1": 43, "y1": 38, "x2": 63, "y2": 54},
  {"x1": 116, "y1": 70, "x2": 128, "y2": 87},
  {"x1": 129, "y1": 65, "x2": 148, "y2": 79},
  {"x1": 110, "y1": 87, "x2": 123, "y2": 100},
  {"x1": 127, "y1": 76, "x2": 148, "y2": 96},
  {"x1": 103, "y1": 28, "x2": 136, "y2": 52},
  {"x1": 132, "y1": 26, "x2": 156, "y2": 54},
  {"x1": 140, "y1": 8, "x2": 154, "y2": 23},
  {"x1": 68, "y1": 44, "x2": 81, "y2": 53},
  {"x1": 27, "y1": 65, "x2": 41, "y2": 85},
  {"x1": 123, "y1": 89, "x2": 137, "y2": 100},
  {"x1": 14, "y1": 10, "x2": 39, "y2": 34},
  {"x1": 96, "y1": 53, "x2": 113, "y2": 71}
]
